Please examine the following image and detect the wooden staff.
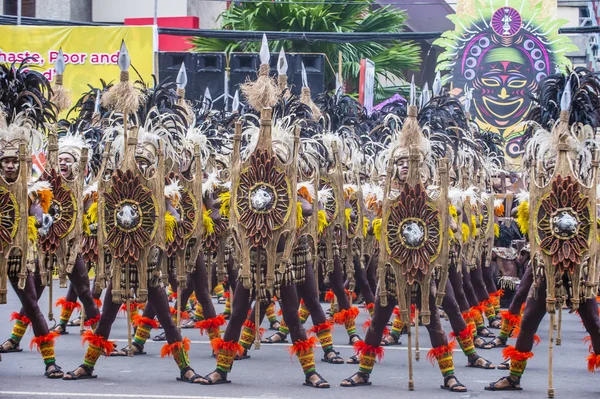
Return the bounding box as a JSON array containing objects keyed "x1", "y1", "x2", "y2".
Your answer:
[
  {"x1": 407, "y1": 293, "x2": 414, "y2": 391},
  {"x1": 548, "y1": 311, "x2": 555, "y2": 398},
  {"x1": 254, "y1": 247, "x2": 261, "y2": 350},
  {"x1": 126, "y1": 263, "x2": 133, "y2": 357},
  {"x1": 414, "y1": 307, "x2": 420, "y2": 361},
  {"x1": 47, "y1": 256, "x2": 56, "y2": 328},
  {"x1": 556, "y1": 294, "x2": 562, "y2": 346},
  {"x1": 79, "y1": 304, "x2": 85, "y2": 335},
  {"x1": 176, "y1": 277, "x2": 182, "y2": 332}
]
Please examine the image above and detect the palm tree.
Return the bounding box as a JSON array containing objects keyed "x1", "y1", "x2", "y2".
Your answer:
[{"x1": 191, "y1": 0, "x2": 421, "y2": 101}]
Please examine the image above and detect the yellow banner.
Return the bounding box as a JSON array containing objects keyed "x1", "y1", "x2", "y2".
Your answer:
[{"x1": 0, "y1": 25, "x2": 155, "y2": 107}]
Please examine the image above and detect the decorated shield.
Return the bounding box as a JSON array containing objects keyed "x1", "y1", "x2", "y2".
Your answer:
[
  {"x1": 234, "y1": 149, "x2": 293, "y2": 248},
  {"x1": 39, "y1": 169, "x2": 77, "y2": 254},
  {"x1": 384, "y1": 183, "x2": 443, "y2": 284},
  {"x1": 103, "y1": 169, "x2": 159, "y2": 264},
  {"x1": 0, "y1": 186, "x2": 19, "y2": 254}
]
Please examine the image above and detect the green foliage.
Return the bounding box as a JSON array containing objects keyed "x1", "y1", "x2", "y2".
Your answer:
[{"x1": 191, "y1": 0, "x2": 421, "y2": 101}]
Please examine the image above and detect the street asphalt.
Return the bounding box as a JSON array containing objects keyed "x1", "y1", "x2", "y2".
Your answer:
[{"x1": 0, "y1": 280, "x2": 599, "y2": 399}]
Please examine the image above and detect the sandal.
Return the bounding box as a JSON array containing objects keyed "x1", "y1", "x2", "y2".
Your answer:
[
  {"x1": 52, "y1": 324, "x2": 69, "y2": 335},
  {"x1": 152, "y1": 331, "x2": 167, "y2": 341},
  {"x1": 348, "y1": 334, "x2": 362, "y2": 345},
  {"x1": 63, "y1": 364, "x2": 97, "y2": 380},
  {"x1": 269, "y1": 321, "x2": 281, "y2": 331},
  {"x1": 199, "y1": 370, "x2": 231, "y2": 385},
  {"x1": 488, "y1": 318, "x2": 501, "y2": 329},
  {"x1": 176, "y1": 367, "x2": 203, "y2": 383},
  {"x1": 235, "y1": 349, "x2": 250, "y2": 360},
  {"x1": 66, "y1": 318, "x2": 81, "y2": 327},
  {"x1": 321, "y1": 350, "x2": 344, "y2": 364},
  {"x1": 485, "y1": 376, "x2": 522, "y2": 391},
  {"x1": 477, "y1": 327, "x2": 495, "y2": 338},
  {"x1": 497, "y1": 359, "x2": 510, "y2": 370},
  {"x1": 474, "y1": 338, "x2": 493, "y2": 350},
  {"x1": 262, "y1": 331, "x2": 288, "y2": 344},
  {"x1": 303, "y1": 371, "x2": 330, "y2": 388},
  {"x1": 381, "y1": 334, "x2": 401, "y2": 346},
  {"x1": 0, "y1": 338, "x2": 22, "y2": 353},
  {"x1": 484, "y1": 338, "x2": 507, "y2": 349},
  {"x1": 180, "y1": 319, "x2": 196, "y2": 329},
  {"x1": 440, "y1": 374, "x2": 467, "y2": 392},
  {"x1": 466, "y1": 356, "x2": 495, "y2": 369},
  {"x1": 110, "y1": 343, "x2": 146, "y2": 356},
  {"x1": 346, "y1": 355, "x2": 359, "y2": 364},
  {"x1": 44, "y1": 363, "x2": 64, "y2": 379},
  {"x1": 340, "y1": 371, "x2": 371, "y2": 387}
]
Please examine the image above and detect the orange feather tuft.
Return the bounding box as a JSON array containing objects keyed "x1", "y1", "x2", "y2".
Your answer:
[
  {"x1": 583, "y1": 336, "x2": 593, "y2": 353},
  {"x1": 132, "y1": 314, "x2": 159, "y2": 330},
  {"x1": 37, "y1": 189, "x2": 53, "y2": 214},
  {"x1": 533, "y1": 335, "x2": 541, "y2": 346},
  {"x1": 83, "y1": 314, "x2": 101, "y2": 327},
  {"x1": 324, "y1": 290, "x2": 335, "y2": 303},
  {"x1": 502, "y1": 345, "x2": 534, "y2": 361},
  {"x1": 511, "y1": 326, "x2": 521, "y2": 338},
  {"x1": 161, "y1": 337, "x2": 191, "y2": 358},
  {"x1": 308, "y1": 322, "x2": 333, "y2": 335},
  {"x1": 587, "y1": 352, "x2": 600, "y2": 372},
  {"x1": 499, "y1": 310, "x2": 522, "y2": 327},
  {"x1": 353, "y1": 340, "x2": 384, "y2": 361},
  {"x1": 30, "y1": 331, "x2": 59, "y2": 350},
  {"x1": 333, "y1": 307, "x2": 360, "y2": 325},
  {"x1": 288, "y1": 336, "x2": 318, "y2": 356},
  {"x1": 461, "y1": 309, "x2": 476, "y2": 321},
  {"x1": 363, "y1": 319, "x2": 371, "y2": 332},
  {"x1": 94, "y1": 299, "x2": 102, "y2": 309},
  {"x1": 211, "y1": 337, "x2": 244, "y2": 356},
  {"x1": 195, "y1": 315, "x2": 227, "y2": 334},
  {"x1": 426, "y1": 341, "x2": 457, "y2": 365},
  {"x1": 82, "y1": 330, "x2": 114, "y2": 355},
  {"x1": 450, "y1": 324, "x2": 475, "y2": 341},
  {"x1": 364, "y1": 303, "x2": 375, "y2": 313},
  {"x1": 10, "y1": 311, "x2": 30, "y2": 324},
  {"x1": 54, "y1": 297, "x2": 81, "y2": 311}
]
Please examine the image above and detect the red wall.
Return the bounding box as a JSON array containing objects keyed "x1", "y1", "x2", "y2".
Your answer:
[{"x1": 124, "y1": 16, "x2": 199, "y2": 52}]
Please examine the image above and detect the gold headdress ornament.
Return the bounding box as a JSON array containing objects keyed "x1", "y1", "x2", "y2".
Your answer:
[
  {"x1": 51, "y1": 48, "x2": 72, "y2": 113},
  {"x1": 240, "y1": 34, "x2": 280, "y2": 111}
]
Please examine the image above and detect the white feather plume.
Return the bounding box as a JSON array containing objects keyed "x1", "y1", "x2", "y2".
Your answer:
[
  {"x1": 164, "y1": 178, "x2": 182, "y2": 200},
  {"x1": 28, "y1": 180, "x2": 52, "y2": 196}
]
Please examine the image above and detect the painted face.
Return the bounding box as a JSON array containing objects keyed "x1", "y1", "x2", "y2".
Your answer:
[
  {"x1": 58, "y1": 152, "x2": 76, "y2": 179},
  {"x1": 0, "y1": 157, "x2": 19, "y2": 182},
  {"x1": 180, "y1": 149, "x2": 193, "y2": 174},
  {"x1": 135, "y1": 157, "x2": 153, "y2": 178},
  {"x1": 396, "y1": 156, "x2": 409, "y2": 183}
]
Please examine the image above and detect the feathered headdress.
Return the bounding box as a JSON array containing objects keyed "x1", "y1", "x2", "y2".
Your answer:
[{"x1": 58, "y1": 132, "x2": 89, "y2": 161}]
